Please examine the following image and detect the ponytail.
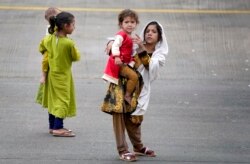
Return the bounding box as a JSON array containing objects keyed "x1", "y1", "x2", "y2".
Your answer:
[{"x1": 48, "y1": 16, "x2": 57, "y2": 34}]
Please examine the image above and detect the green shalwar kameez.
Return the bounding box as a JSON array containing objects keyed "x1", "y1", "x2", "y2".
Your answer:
[{"x1": 38, "y1": 34, "x2": 80, "y2": 119}]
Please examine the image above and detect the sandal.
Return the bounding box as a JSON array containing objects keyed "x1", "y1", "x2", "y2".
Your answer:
[
  {"x1": 119, "y1": 151, "x2": 137, "y2": 162},
  {"x1": 49, "y1": 128, "x2": 72, "y2": 134},
  {"x1": 52, "y1": 129, "x2": 75, "y2": 137},
  {"x1": 134, "y1": 147, "x2": 156, "y2": 157}
]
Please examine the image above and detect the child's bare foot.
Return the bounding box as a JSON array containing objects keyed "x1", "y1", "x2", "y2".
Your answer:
[{"x1": 124, "y1": 95, "x2": 132, "y2": 105}]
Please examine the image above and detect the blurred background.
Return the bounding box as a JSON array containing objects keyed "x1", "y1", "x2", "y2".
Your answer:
[{"x1": 0, "y1": 1, "x2": 250, "y2": 163}]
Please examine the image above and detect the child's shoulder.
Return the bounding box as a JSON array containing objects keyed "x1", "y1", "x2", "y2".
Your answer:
[
  {"x1": 116, "y1": 31, "x2": 129, "y2": 41},
  {"x1": 116, "y1": 30, "x2": 127, "y2": 36},
  {"x1": 40, "y1": 34, "x2": 52, "y2": 44},
  {"x1": 61, "y1": 37, "x2": 76, "y2": 47},
  {"x1": 65, "y1": 37, "x2": 74, "y2": 43}
]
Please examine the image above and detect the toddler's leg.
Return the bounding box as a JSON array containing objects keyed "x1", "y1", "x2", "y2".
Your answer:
[{"x1": 120, "y1": 66, "x2": 138, "y2": 104}]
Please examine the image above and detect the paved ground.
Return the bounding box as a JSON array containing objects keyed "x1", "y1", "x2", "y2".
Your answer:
[{"x1": 0, "y1": 1, "x2": 250, "y2": 163}]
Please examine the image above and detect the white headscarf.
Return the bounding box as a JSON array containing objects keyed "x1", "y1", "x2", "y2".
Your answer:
[{"x1": 132, "y1": 21, "x2": 169, "y2": 115}]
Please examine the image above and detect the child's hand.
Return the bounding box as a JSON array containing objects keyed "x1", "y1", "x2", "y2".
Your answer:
[
  {"x1": 40, "y1": 76, "x2": 46, "y2": 84},
  {"x1": 133, "y1": 34, "x2": 145, "y2": 50},
  {"x1": 105, "y1": 40, "x2": 114, "y2": 55},
  {"x1": 132, "y1": 34, "x2": 142, "y2": 45},
  {"x1": 114, "y1": 57, "x2": 123, "y2": 66}
]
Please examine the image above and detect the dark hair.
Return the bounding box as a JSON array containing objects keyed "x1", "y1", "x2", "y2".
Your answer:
[
  {"x1": 143, "y1": 21, "x2": 162, "y2": 42},
  {"x1": 48, "y1": 11, "x2": 74, "y2": 34},
  {"x1": 118, "y1": 9, "x2": 139, "y2": 26}
]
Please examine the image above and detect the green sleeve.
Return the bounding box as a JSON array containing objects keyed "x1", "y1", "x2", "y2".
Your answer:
[
  {"x1": 39, "y1": 38, "x2": 47, "y2": 55},
  {"x1": 71, "y1": 43, "x2": 81, "y2": 61}
]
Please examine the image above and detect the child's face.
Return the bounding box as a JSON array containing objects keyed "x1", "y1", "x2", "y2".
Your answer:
[
  {"x1": 120, "y1": 16, "x2": 137, "y2": 35},
  {"x1": 144, "y1": 24, "x2": 159, "y2": 45},
  {"x1": 64, "y1": 19, "x2": 75, "y2": 34}
]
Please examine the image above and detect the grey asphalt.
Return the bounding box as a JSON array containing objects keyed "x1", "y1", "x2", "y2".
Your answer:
[{"x1": 0, "y1": 1, "x2": 250, "y2": 164}]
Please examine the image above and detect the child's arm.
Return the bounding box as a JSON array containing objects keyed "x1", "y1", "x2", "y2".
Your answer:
[
  {"x1": 71, "y1": 42, "x2": 81, "y2": 61},
  {"x1": 112, "y1": 35, "x2": 123, "y2": 56},
  {"x1": 40, "y1": 51, "x2": 49, "y2": 84},
  {"x1": 105, "y1": 39, "x2": 114, "y2": 55},
  {"x1": 132, "y1": 34, "x2": 146, "y2": 53},
  {"x1": 42, "y1": 52, "x2": 49, "y2": 72},
  {"x1": 112, "y1": 35, "x2": 123, "y2": 65},
  {"x1": 39, "y1": 38, "x2": 47, "y2": 55}
]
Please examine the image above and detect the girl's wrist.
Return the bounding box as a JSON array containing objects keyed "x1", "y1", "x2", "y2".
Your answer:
[
  {"x1": 107, "y1": 40, "x2": 114, "y2": 46},
  {"x1": 138, "y1": 43, "x2": 146, "y2": 51},
  {"x1": 136, "y1": 46, "x2": 146, "y2": 54}
]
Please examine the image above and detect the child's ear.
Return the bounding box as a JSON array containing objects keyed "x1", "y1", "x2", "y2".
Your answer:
[{"x1": 64, "y1": 23, "x2": 70, "y2": 28}]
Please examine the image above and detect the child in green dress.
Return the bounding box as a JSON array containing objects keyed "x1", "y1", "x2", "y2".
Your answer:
[{"x1": 38, "y1": 11, "x2": 80, "y2": 137}]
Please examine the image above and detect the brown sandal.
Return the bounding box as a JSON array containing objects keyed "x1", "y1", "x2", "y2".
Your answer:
[
  {"x1": 119, "y1": 151, "x2": 137, "y2": 162},
  {"x1": 134, "y1": 147, "x2": 156, "y2": 157}
]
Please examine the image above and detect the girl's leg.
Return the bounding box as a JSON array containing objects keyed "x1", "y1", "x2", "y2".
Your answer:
[
  {"x1": 124, "y1": 114, "x2": 156, "y2": 157},
  {"x1": 112, "y1": 113, "x2": 128, "y2": 154},
  {"x1": 49, "y1": 114, "x2": 72, "y2": 136},
  {"x1": 113, "y1": 113, "x2": 137, "y2": 161},
  {"x1": 52, "y1": 118, "x2": 75, "y2": 137},
  {"x1": 53, "y1": 117, "x2": 64, "y2": 130},
  {"x1": 124, "y1": 114, "x2": 143, "y2": 151},
  {"x1": 48, "y1": 113, "x2": 55, "y2": 133}
]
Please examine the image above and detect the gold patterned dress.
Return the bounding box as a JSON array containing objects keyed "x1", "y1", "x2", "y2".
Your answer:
[{"x1": 101, "y1": 55, "x2": 146, "y2": 124}]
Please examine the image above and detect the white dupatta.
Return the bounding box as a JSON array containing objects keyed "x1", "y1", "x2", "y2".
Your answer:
[{"x1": 131, "y1": 21, "x2": 169, "y2": 115}]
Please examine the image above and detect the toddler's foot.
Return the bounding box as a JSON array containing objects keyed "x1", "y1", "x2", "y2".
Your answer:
[{"x1": 124, "y1": 95, "x2": 132, "y2": 105}]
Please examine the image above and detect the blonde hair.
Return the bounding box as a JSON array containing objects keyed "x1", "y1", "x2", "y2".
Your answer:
[{"x1": 45, "y1": 7, "x2": 61, "y2": 21}]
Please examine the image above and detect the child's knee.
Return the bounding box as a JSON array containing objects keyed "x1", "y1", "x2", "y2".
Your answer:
[{"x1": 131, "y1": 73, "x2": 138, "y2": 83}]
